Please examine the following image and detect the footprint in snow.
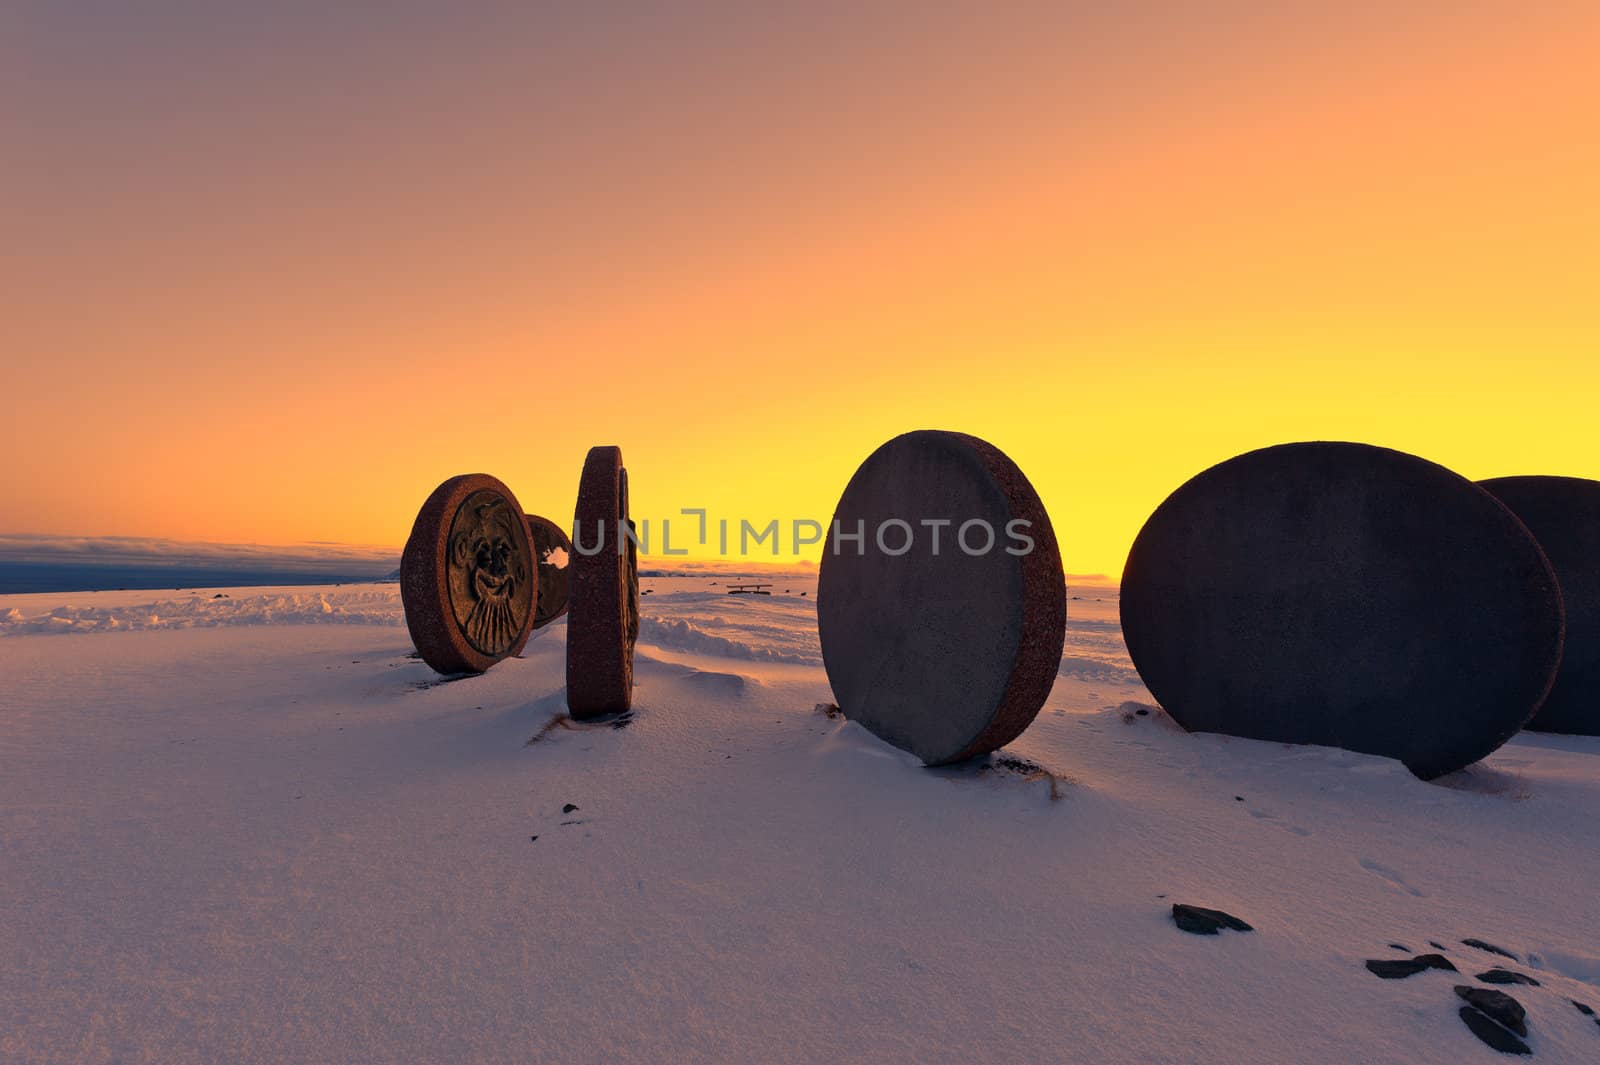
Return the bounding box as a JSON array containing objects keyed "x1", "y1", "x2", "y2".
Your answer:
[{"x1": 1358, "y1": 857, "x2": 1426, "y2": 898}]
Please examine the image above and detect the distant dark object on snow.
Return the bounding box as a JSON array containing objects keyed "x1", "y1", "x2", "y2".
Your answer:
[
  {"x1": 1171, "y1": 904, "x2": 1253, "y2": 935},
  {"x1": 1476, "y1": 969, "x2": 1539, "y2": 986},
  {"x1": 1457, "y1": 1005, "x2": 1531, "y2": 1055},
  {"x1": 1365, "y1": 954, "x2": 1457, "y2": 979},
  {"x1": 1121, "y1": 442, "x2": 1564, "y2": 780},
  {"x1": 1455, "y1": 985, "x2": 1528, "y2": 1037},
  {"x1": 1462, "y1": 938, "x2": 1520, "y2": 962},
  {"x1": 1481, "y1": 475, "x2": 1600, "y2": 736}
]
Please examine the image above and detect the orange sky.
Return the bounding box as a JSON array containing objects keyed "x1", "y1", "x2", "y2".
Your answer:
[{"x1": 4, "y1": 4, "x2": 1598, "y2": 575}]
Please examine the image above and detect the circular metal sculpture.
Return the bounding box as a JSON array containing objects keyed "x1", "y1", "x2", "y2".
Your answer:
[
  {"x1": 817, "y1": 430, "x2": 1066, "y2": 765},
  {"x1": 1480, "y1": 476, "x2": 1600, "y2": 735},
  {"x1": 525, "y1": 513, "x2": 573, "y2": 629},
  {"x1": 401, "y1": 473, "x2": 537, "y2": 674},
  {"x1": 1121, "y1": 442, "x2": 1565, "y2": 779},
  {"x1": 566, "y1": 446, "x2": 639, "y2": 718}
]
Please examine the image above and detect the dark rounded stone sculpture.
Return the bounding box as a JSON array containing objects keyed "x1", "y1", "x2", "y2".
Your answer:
[
  {"x1": 566, "y1": 446, "x2": 639, "y2": 718},
  {"x1": 1121, "y1": 442, "x2": 1564, "y2": 779},
  {"x1": 524, "y1": 513, "x2": 573, "y2": 630},
  {"x1": 401, "y1": 473, "x2": 537, "y2": 675},
  {"x1": 1480, "y1": 476, "x2": 1600, "y2": 735},
  {"x1": 817, "y1": 430, "x2": 1066, "y2": 765}
]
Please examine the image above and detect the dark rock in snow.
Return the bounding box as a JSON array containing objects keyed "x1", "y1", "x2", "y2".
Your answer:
[
  {"x1": 562, "y1": 803, "x2": 579, "y2": 814},
  {"x1": 1476, "y1": 969, "x2": 1540, "y2": 987},
  {"x1": 1455, "y1": 987, "x2": 1528, "y2": 1037},
  {"x1": 1573, "y1": 1000, "x2": 1596, "y2": 1017},
  {"x1": 1463, "y1": 938, "x2": 1520, "y2": 962},
  {"x1": 1389, "y1": 943, "x2": 1412, "y2": 953},
  {"x1": 1430, "y1": 941, "x2": 1450, "y2": 952},
  {"x1": 1365, "y1": 954, "x2": 1458, "y2": 979},
  {"x1": 1458, "y1": 1006, "x2": 1531, "y2": 1055},
  {"x1": 1171, "y1": 904, "x2": 1253, "y2": 935}
]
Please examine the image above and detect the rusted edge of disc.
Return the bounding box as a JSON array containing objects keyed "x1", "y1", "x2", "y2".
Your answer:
[
  {"x1": 566, "y1": 446, "x2": 636, "y2": 717},
  {"x1": 942, "y1": 432, "x2": 1067, "y2": 764}
]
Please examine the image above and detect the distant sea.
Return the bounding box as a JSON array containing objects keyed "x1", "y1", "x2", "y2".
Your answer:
[
  {"x1": 0, "y1": 563, "x2": 396, "y2": 595},
  {"x1": 0, "y1": 535, "x2": 399, "y2": 595}
]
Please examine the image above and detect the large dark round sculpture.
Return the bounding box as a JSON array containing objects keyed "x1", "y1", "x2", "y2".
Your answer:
[
  {"x1": 817, "y1": 430, "x2": 1066, "y2": 765},
  {"x1": 401, "y1": 473, "x2": 537, "y2": 675},
  {"x1": 566, "y1": 446, "x2": 639, "y2": 718},
  {"x1": 525, "y1": 513, "x2": 573, "y2": 630},
  {"x1": 1121, "y1": 442, "x2": 1565, "y2": 779},
  {"x1": 1480, "y1": 476, "x2": 1600, "y2": 735}
]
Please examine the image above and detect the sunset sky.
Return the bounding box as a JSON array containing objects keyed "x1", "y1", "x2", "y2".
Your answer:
[{"x1": 4, "y1": 3, "x2": 1598, "y2": 576}]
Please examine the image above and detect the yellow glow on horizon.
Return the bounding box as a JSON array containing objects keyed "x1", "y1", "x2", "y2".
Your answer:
[{"x1": 4, "y1": 5, "x2": 1598, "y2": 577}]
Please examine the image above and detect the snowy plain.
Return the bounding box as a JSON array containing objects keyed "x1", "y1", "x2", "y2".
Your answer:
[{"x1": 3, "y1": 574, "x2": 1599, "y2": 1063}]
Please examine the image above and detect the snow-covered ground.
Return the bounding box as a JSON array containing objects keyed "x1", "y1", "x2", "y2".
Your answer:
[{"x1": 3, "y1": 576, "x2": 1599, "y2": 1063}]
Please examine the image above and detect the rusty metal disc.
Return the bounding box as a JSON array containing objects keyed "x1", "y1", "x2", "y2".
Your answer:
[
  {"x1": 1481, "y1": 475, "x2": 1600, "y2": 736},
  {"x1": 566, "y1": 447, "x2": 638, "y2": 717},
  {"x1": 817, "y1": 431, "x2": 1066, "y2": 765},
  {"x1": 525, "y1": 513, "x2": 573, "y2": 629},
  {"x1": 1122, "y1": 443, "x2": 1565, "y2": 779},
  {"x1": 401, "y1": 473, "x2": 537, "y2": 674}
]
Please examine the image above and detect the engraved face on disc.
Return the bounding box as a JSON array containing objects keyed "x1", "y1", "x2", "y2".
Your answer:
[
  {"x1": 447, "y1": 489, "x2": 534, "y2": 656},
  {"x1": 401, "y1": 473, "x2": 537, "y2": 675}
]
